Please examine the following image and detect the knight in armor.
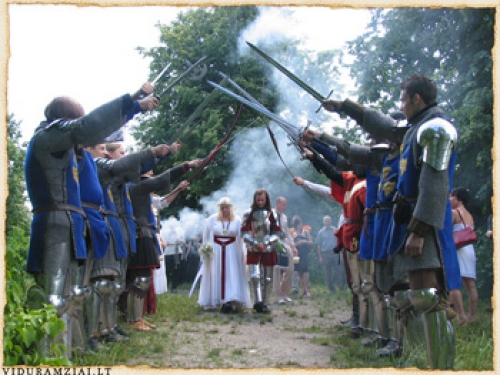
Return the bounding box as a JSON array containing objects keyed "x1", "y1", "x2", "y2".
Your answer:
[
  {"x1": 24, "y1": 86, "x2": 157, "y2": 357},
  {"x1": 299, "y1": 148, "x2": 369, "y2": 339},
  {"x1": 127, "y1": 159, "x2": 202, "y2": 331},
  {"x1": 104, "y1": 140, "x2": 181, "y2": 323},
  {"x1": 84, "y1": 140, "x2": 171, "y2": 348},
  {"x1": 302, "y1": 112, "x2": 409, "y2": 355},
  {"x1": 321, "y1": 74, "x2": 459, "y2": 369},
  {"x1": 241, "y1": 189, "x2": 282, "y2": 314}
]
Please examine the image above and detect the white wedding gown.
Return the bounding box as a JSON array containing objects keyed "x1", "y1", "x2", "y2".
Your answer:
[{"x1": 197, "y1": 214, "x2": 252, "y2": 308}]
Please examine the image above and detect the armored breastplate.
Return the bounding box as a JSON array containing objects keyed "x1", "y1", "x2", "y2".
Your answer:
[{"x1": 251, "y1": 209, "x2": 271, "y2": 242}]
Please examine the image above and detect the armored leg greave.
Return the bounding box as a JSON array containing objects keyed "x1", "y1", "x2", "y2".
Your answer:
[
  {"x1": 262, "y1": 266, "x2": 273, "y2": 306},
  {"x1": 409, "y1": 288, "x2": 455, "y2": 369},
  {"x1": 37, "y1": 251, "x2": 72, "y2": 316},
  {"x1": 69, "y1": 260, "x2": 92, "y2": 351},
  {"x1": 362, "y1": 262, "x2": 389, "y2": 340},
  {"x1": 105, "y1": 278, "x2": 126, "y2": 337},
  {"x1": 348, "y1": 253, "x2": 368, "y2": 332},
  {"x1": 87, "y1": 278, "x2": 112, "y2": 340},
  {"x1": 126, "y1": 276, "x2": 151, "y2": 323},
  {"x1": 250, "y1": 265, "x2": 262, "y2": 304}
]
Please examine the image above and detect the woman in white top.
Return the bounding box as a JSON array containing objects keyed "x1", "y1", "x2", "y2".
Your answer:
[
  {"x1": 198, "y1": 197, "x2": 251, "y2": 312},
  {"x1": 450, "y1": 187, "x2": 479, "y2": 323}
]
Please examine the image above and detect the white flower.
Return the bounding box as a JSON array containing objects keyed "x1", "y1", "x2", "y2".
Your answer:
[{"x1": 199, "y1": 243, "x2": 214, "y2": 260}]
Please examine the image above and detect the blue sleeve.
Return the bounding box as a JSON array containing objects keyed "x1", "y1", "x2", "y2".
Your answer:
[
  {"x1": 312, "y1": 140, "x2": 338, "y2": 165},
  {"x1": 140, "y1": 153, "x2": 172, "y2": 174},
  {"x1": 125, "y1": 101, "x2": 142, "y2": 121}
]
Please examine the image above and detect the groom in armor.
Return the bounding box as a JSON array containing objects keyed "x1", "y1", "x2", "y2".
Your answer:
[{"x1": 241, "y1": 189, "x2": 282, "y2": 313}]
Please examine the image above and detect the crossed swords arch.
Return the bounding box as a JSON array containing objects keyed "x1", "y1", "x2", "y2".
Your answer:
[{"x1": 138, "y1": 41, "x2": 332, "y2": 185}]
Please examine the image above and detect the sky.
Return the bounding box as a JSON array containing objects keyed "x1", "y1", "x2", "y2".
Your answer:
[{"x1": 7, "y1": 4, "x2": 372, "y2": 144}]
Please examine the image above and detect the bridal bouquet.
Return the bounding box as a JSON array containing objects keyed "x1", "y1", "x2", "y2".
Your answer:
[{"x1": 199, "y1": 243, "x2": 214, "y2": 260}]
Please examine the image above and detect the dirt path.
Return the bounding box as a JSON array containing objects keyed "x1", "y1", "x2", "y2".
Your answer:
[{"x1": 128, "y1": 291, "x2": 352, "y2": 369}]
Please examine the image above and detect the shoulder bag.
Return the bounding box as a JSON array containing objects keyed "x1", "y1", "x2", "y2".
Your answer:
[{"x1": 453, "y1": 210, "x2": 478, "y2": 249}]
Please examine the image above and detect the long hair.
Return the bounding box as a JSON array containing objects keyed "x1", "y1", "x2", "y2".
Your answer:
[
  {"x1": 292, "y1": 215, "x2": 302, "y2": 229},
  {"x1": 251, "y1": 189, "x2": 271, "y2": 211},
  {"x1": 217, "y1": 197, "x2": 235, "y2": 221}
]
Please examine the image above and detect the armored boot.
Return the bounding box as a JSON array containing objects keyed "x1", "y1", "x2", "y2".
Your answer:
[
  {"x1": 409, "y1": 288, "x2": 455, "y2": 369},
  {"x1": 69, "y1": 260, "x2": 92, "y2": 353},
  {"x1": 111, "y1": 278, "x2": 130, "y2": 336},
  {"x1": 127, "y1": 276, "x2": 152, "y2": 331},
  {"x1": 87, "y1": 278, "x2": 112, "y2": 351},
  {"x1": 350, "y1": 294, "x2": 361, "y2": 338},
  {"x1": 362, "y1": 280, "x2": 390, "y2": 347},
  {"x1": 259, "y1": 266, "x2": 273, "y2": 314},
  {"x1": 250, "y1": 265, "x2": 265, "y2": 313},
  {"x1": 377, "y1": 295, "x2": 403, "y2": 358},
  {"x1": 35, "y1": 258, "x2": 72, "y2": 357},
  {"x1": 106, "y1": 279, "x2": 128, "y2": 341},
  {"x1": 347, "y1": 252, "x2": 365, "y2": 338}
]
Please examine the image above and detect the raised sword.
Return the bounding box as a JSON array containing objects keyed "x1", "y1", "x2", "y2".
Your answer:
[
  {"x1": 156, "y1": 56, "x2": 208, "y2": 99},
  {"x1": 246, "y1": 41, "x2": 332, "y2": 107}
]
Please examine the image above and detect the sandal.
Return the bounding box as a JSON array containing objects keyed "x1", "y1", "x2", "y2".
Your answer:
[{"x1": 132, "y1": 320, "x2": 151, "y2": 332}]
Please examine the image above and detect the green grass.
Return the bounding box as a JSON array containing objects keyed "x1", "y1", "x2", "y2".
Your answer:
[{"x1": 72, "y1": 283, "x2": 493, "y2": 370}]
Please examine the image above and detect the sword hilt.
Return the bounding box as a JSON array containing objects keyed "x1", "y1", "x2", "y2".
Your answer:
[{"x1": 315, "y1": 89, "x2": 334, "y2": 113}]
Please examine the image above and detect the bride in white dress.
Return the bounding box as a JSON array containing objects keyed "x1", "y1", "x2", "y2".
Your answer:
[{"x1": 197, "y1": 197, "x2": 251, "y2": 312}]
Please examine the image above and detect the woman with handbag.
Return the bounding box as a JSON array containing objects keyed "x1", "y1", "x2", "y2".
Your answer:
[{"x1": 450, "y1": 187, "x2": 479, "y2": 323}]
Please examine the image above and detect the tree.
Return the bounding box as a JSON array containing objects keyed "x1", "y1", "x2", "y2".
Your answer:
[
  {"x1": 346, "y1": 8, "x2": 494, "y2": 297},
  {"x1": 132, "y1": 7, "x2": 270, "y2": 211},
  {"x1": 7, "y1": 115, "x2": 30, "y2": 237},
  {"x1": 347, "y1": 8, "x2": 493, "y2": 223},
  {"x1": 131, "y1": 6, "x2": 345, "y2": 226}
]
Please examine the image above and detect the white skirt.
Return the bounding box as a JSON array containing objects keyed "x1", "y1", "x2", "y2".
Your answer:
[{"x1": 456, "y1": 244, "x2": 476, "y2": 279}]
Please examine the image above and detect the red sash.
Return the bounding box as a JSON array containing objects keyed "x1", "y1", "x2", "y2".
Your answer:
[{"x1": 214, "y1": 235, "x2": 236, "y2": 300}]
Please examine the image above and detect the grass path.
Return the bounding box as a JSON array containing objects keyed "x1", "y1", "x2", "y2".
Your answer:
[{"x1": 74, "y1": 285, "x2": 494, "y2": 371}]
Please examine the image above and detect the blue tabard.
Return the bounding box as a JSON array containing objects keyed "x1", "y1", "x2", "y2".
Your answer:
[
  {"x1": 359, "y1": 168, "x2": 378, "y2": 260},
  {"x1": 25, "y1": 138, "x2": 87, "y2": 273},
  {"x1": 438, "y1": 152, "x2": 461, "y2": 290},
  {"x1": 102, "y1": 186, "x2": 127, "y2": 259},
  {"x1": 389, "y1": 115, "x2": 461, "y2": 290},
  {"x1": 374, "y1": 155, "x2": 400, "y2": 261},
  {"x1": 78, "y1": 150, "x2": 110, "y2": 259}
]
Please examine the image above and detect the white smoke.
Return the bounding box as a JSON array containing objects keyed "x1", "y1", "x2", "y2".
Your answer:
[{"x1": 164, "y1": 7, "x2": 363, "y2": 237}]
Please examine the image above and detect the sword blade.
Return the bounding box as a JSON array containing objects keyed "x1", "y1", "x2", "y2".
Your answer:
[
  {"x1": 217, "y1": 71, "x2": 301, "y2": 136},
  {"x1": 151, "y1": 63, "x2": 171, "y2": 86},
  {"x1": 157, "y1": 56, "x2": 207, "y2": 98},
  {"x1": 207, "y1": 80, "x2": 299, "y2": 141},
  {"x1": 246, "y1": 41, "x2": 325, "y2": 102},
  {"x1": 217, "y1": 71, "x2": 261, "y2": 105}
]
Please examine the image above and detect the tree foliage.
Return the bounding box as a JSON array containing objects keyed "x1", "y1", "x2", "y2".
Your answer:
[
  {"x1": 346, "y1": 8, "x2": 494, "y2": 297},
  {"x1": 131, "y1": 6, "x2": 344, "y2": 228},
  {"x1": 5, "y1": 116, "x2": 67, "y2": 365},
  {"x1": 132, "y1": 7, "x2": 270, "y2": 211},
  {"x1": 347, "y1": 8, "x2": 493, "y2": 220},
  {"x1": 7, "y1": 115, "x2": 31, "y2": 237}
]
